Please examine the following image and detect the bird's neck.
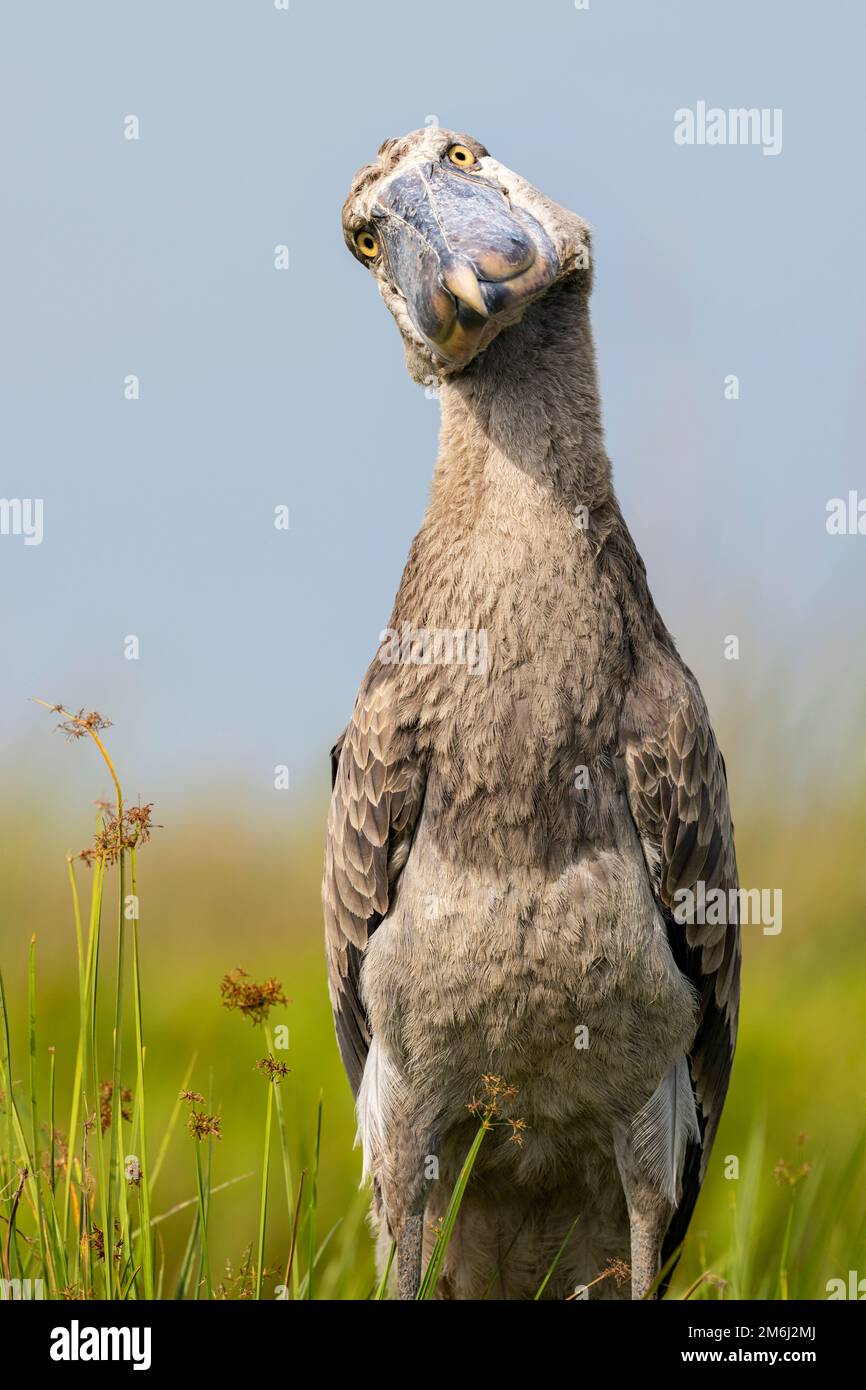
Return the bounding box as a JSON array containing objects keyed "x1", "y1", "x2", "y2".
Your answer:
[{"x1": 432, "y1": 274, "x2": 613, "y2": 518}]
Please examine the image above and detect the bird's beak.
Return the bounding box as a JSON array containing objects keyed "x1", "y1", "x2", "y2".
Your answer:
[{"x1": 372, "y1": 161, "x2": 560, "y2": 365}]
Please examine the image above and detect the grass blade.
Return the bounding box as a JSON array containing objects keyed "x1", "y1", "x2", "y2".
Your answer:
[{"x1": 417, "y1": 1122, "x2": 487, "y2": 1300}]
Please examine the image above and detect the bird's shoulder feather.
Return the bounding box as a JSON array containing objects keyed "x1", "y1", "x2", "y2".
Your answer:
[{"x1": 323, "y1": 663, "x2": 424, "y2": 1094}]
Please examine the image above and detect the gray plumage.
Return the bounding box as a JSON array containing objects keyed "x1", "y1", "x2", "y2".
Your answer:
[{"x1": 323, "y1": 127, "x2": 740, "y2": 1300}]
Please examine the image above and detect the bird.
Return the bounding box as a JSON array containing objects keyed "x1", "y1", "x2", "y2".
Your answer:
[{"x1": 323, "y1": 126, "x2": 740, "y2": 1301}]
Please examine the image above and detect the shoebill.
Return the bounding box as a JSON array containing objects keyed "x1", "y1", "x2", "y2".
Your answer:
[{"x1": 323, "y1": 127, "x2": 740, "y2": 1300}]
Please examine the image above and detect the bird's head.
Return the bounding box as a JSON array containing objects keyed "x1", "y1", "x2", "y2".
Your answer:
[{"x1": 342, "y1": 127, "x2": 591, "y2": 382}]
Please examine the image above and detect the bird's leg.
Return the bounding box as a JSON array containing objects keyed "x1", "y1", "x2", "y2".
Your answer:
[
  {"x1": 396, "y1": 1210, "x2": 425, "y2": 1300},
  {"x1": 383, "y1": 1147, "x2": 435, "y2": 1300},
  {"x1": 389, "y1": 1173, "x2": 430, "y2": 1300},
  {"x1": 626, "y1": 1193, "x2": 671, "y2": 1301},
  {"x1": 614, "y1": 1131, "x2": 674, "y2": 1301}
]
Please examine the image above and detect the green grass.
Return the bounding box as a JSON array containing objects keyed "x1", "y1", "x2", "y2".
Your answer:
[{"x1": 0, "y1": 704, "x2": 864, "y2": 1300}]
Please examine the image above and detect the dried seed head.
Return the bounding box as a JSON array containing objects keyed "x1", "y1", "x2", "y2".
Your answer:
[
  {"x1": 220, "y1": 967, "x2": 289, "y2": 1026},
  {"x1": 58, "y1": 708, "x2": 113, "y2": 741},
  {"x1": 99, "y1": 1081, "x2": 133, "y2": 1134},
  {"x1": 774, "y1": 1156, "x2": 812, "y2": 1188},
  {"x1": 606, "y1": 1259, "x2": 631, "y2": 1288},
  {"x1": 187, "y1": 1110, "x2": 222, "y2": 1142},
  {"x1": 85, "y1": 1226, "x2": 105, "y2": 1262},
  {"x1": 467, "y1": 1074, "x2": 525, "y2": 1135},
  {"x1": 256, "y1": 1054, "x2": 291, "y2": 1083}
]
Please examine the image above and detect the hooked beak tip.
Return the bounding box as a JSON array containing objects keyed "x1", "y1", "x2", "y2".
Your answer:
[{"x1": 441, "y1": 260, "x2": 489, "y2": 320}]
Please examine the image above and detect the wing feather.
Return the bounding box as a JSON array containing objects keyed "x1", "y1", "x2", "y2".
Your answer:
[
  {"x1": 323, "y1": 666, "x2": 424, "y2": 1096},
  {"x1": 622, "y1": 654, "x2": 740, "y2": 1280}
]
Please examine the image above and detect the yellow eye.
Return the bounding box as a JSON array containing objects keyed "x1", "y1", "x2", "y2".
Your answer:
[
  {"x1": 447, "y1": 144, "x2": 477, "y2": 168},
  {"x1": 355, "y1": 229, "x2": 379, "y2": 259}
]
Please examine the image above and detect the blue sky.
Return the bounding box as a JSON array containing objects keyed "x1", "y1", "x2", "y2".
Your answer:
[{"x1": 2, "y1": 0, "x2": 863, "y2": 808}]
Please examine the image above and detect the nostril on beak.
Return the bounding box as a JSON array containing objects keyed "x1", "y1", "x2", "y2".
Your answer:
[{"x1": 441, "y1": 259, "x2": 489, "y2": 319}]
